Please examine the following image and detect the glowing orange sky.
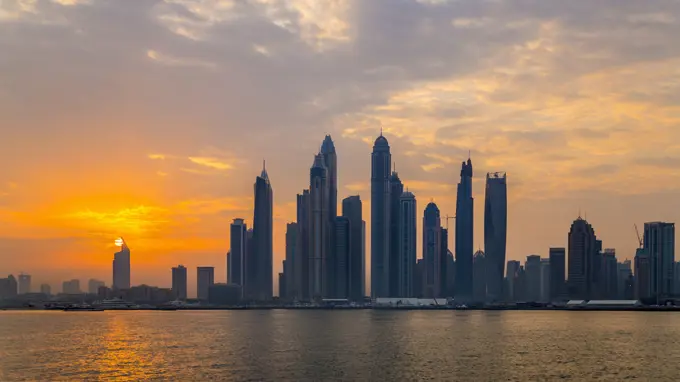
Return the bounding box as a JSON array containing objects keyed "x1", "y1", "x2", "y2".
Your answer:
[{"x1": 2, "y1": 0, "x2": 680, "y2": 296}]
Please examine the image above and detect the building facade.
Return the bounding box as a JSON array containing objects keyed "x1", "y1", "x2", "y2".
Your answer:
[
  {"x1": 568, "y1": 217, "x2": 598, "y2": 300},
  {"x1": 484, "y1": 172, "x2": 507, "y2": 302},
  {"x1": 549, "y1": 247, "x2": 566, "y2": 301},
  {"x1": 113, "y1": 239, "x2": 131, "y2": 290},
  {"x1": 343, "y1": 195, "x2": 365, "y2": 302},
  {"x1": 644, "y1": 222, "x2": 675, "y2": 301},
  {"x1": 423, "y1": 202, "x2": 442, "y2": 298},
  {"x1": 197, "y1": 267, "x2": 215, "y2": 301},
  {"x1": 228, "y1": 219, "x2": 247, "y2": 289},
  {"x1": 252, "y1": 164, "x2": 274, "y2": 301},
  {"x1": 171, "y1": 265, "x2": 188, "y2": 300},
  {"x1": 398, "y1": 191, "x2": 417, "y2": 297},
  {"x1": 455, "y1": 159, "x2": 474, "y2": 299},
  {"x1": 371, "y1": 134, "x2": 392, "y2": 298},
  {"x1": 309, "y1": 154, "x2": 329, "y2": 300}
]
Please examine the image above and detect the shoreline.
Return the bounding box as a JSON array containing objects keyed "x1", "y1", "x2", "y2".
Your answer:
[{"x1": 3, "y1": 306, "x2": 680, "y2": 312}]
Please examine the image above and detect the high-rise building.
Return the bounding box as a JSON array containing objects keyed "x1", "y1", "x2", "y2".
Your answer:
[
  {"x1": 197, "y1": 267, "x2": 215, "y2": 301},
  {"x1": 484, "y1": 172, "x2": 507, "y2": 302},
  {"x1": 549, "y1": 248, "x2": 566, "y2": 301},
  {"x1": 284, "y1": 223, "x2": 298, "y2": 300},
  {"x1": 446, "y1": 250, "x2": 456, "y2": 297},
  {"x1": 278, "y1": 272, "x2": 286, "y2": 300},
  {"x1": 602, "y1": 249, "x2": 618, "y2": 299},
  {"x1": 343, "y1": 195, "x2": 365, "y2": 302},
  {"x1": 525, "y1": 255, "x2": 541, "y2": 302},
  {"x1": 0, "y1": 275, "x2": 18, "y2": 299},
  {"x1": 389, "y1": 171, "x2": 404, "y2": 297},
  {"x1": 618, "y1": 260, "x2": 633, "y2": 299},
  {"x1": 296, "y1": 190, "x2": 311, "y2": 301},
  {"x1": 252, "y1": 163, "x2": 274, "y2": 301},
  {"x1": 455, "y1": 158, "x2": 474, "y2": 299},
  {"x1": 644, "y1": 222, "x2": 675, "y2": 301},
  {"x1": 113, "y1": 238, "x2": 131, "y2": 290},
  {"x1": 473, "y1": 250, "x2": 486, "y2": 302},
  {"x1": 229, "y1": 219, "x2": 247, "y2": 289},
  {"x1": 88, "y1": 279, "x2": 105, "y2": 294},
  {"x1": 172, "y1": 265, "x2": 188, "y2": 300},
  {"x1": 423, "y1": 202, "x2": 442, "y2": 298},
  {"x1": 309, "y1": 153, "x2": 330, "y2": 299},
  {"x1": 40, "y1": 283, "x2": 51, "y2": 296},
  {"x1": 414, "y1": 259, "x2": 424, "y2": 298},
  {"x1": 397, "y1": 191, "x2": 417, "y2": 297},
  {"x1": 567, "y1": 217, "x2": 598, "y2": 300},
  {"x1": 334, "y1": 216, "x2": 351, "y2": 299},
  {"x1": 371, "y1": 133, "x2": 391, "y2": 298},
  {"x1": 62, "y1": 279, "x2": 81, "y2": 294},
  {"x1": 321, "y1": 137, "x2": 338, "y2": 299},
  {"x1": 440, "y1": 228, "x2": 450, "y2": 298},
  {"x1": 18, "y1": 273, "x2": 31, "y2": 295},
  {"x1": 321, "y1": 135, "x2": 338, "y2": 220},
  {"x1": 245, "y1": 228, "x2": 255, "y2": 298},
  {"x1": 635, "y1": 248, "x2": 651, "y2": 300},
  {"x1": 506, "y1": 260, "x2": 521, "y2": 301},
  {"x1": 540, "y1": 258, "x2": 551, "y2": 302}
]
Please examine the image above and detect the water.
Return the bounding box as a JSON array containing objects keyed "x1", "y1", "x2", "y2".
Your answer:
[{"x1": 1, "y1": 310, "x2": 679, "y2": 381}]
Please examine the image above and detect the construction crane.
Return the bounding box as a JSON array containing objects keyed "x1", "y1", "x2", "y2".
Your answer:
[{"x1": 634, "y1": 224, "x2": 643, "y2": 249}]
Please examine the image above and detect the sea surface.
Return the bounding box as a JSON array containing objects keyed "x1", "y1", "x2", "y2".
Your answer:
[{"x1": 1, "y1": 310, "x2": 680, "y2": 381}]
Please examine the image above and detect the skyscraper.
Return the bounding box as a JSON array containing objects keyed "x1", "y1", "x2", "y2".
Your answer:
[
  {"x1": 484, "y1": 172, "x2": 507, "y2": 302},
  {"x1": 334, "y1": 216, "x2": 351, "y2": 299},
  {"x1": 88, "y1": 279, "x2": 104, "y2": 294},
  {"x1": 602, "y1": 249, "x2": 618, "y2": 299},
  {"x1": 343, "y1": 195, "x2": 365, "y2": 302},
  {"x1": 423, "y1": 202, "x2": 442, "y2": 298},
  {"x1": 18, "y1": 273, "x2": 31, "y2": 295},
  {"x1": 644, "y1": 222, "x2": 675, "y2": 301},
  {"x1": 321, "y1": 135, "x2": 338, "y2": 219},
  {"x1": 440, "y1": 228, "x2": 450, "y2": 297},
  {"x1": 296, "y1": 190, "x2": 311, "y2": 301},
  {"x1": 309, "y1": 153, "x2": 329, "y2": 299},
  {"x1": 40, "y1": 283, "x2": 51, "y2": 296},
  {"x1": 0, "y1": 275, "x2": 18, "y2": 299},
  {"x1": 398, "y1": 191, "x2": 417, "y2": 297},
  {"x1": 229, "y1": 219, "x2": 247, "y2": 289},
  {"x1": 371, "y1": 133, "x2": 391, "y2": 298},
  {"x1": 473, "y1": 250, "x2": 486, "y2": 302},
  {"x1": 505, "y1": 260, "x2": 521, "y2": 301},
  {"x1": 455, "y1": 158, "x2": 474, "y2": 300},
  {"x1": 172, "y1": 265, "x2": 188, "y2": 300},
  {"x1": 113, "y1": 238, "x2": 131, "y2": 290},
  {"x1": 539, "y1": 258, "x2": 551, "y2": 302},
  {"x1": 285, "y1": 222, "x2": 298, "y2": 300},
  {"x1": 62, "y1": 279, "x2": 81, "y2": 294},
  {"x1": 389, "y1": 171, "x2": 404, "y2": 296},
  {"x1": 525, "y1": 255, "x2": 541, "y2": 302},
  {"x1": 197, "y1": 267, "x2": 215, "y2": 301},
  {"x1": 549, "y1": 247, "x2": 566, "y2": 301},
  {"x1": 252, "y1": 163, "x2": 274, "y2": 301},
  {"x1": 568, "y1": 217, "x2": 598, "y2": 300},
  {"x1": 635, "y1": 247, "x2": 651, "y2": 300}
]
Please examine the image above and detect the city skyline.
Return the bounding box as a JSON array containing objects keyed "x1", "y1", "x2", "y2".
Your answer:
[{"x1": 3, "y1": 1, "x2": 680, "y2": 296}]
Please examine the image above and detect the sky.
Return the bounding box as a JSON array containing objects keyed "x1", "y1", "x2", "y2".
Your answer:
[{"x1": 2, "y1": 0, "x2": 680, "y2": 296}]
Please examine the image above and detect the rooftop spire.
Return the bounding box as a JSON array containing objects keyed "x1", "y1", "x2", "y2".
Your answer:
[{"x1": 260, "y1": 159, "x2": 269, "y2": 180}]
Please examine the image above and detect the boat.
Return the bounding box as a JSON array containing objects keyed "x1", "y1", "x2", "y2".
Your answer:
[
  {"x1": 95, "y1": 298, "x2": 140, "y2": 310},
  {"x1": 63, "y1": 304, "x2": 103, "y2": 312}
]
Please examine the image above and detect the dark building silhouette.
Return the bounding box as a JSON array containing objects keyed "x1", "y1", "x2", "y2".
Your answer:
[
  {"x1": 568, "y1": 217, "x2": 598, "y2": 300},
  {"x1": 505, "y1": 260, "x2": 521, "y2": 301},
  {"x1": 113, "y1": 238, "x2": 131, "y2": 290},
  {"x1": 0, "y1": 275, "x2": 18, "y2": 299},
  {"x1": 398, "y1": 191, "x2": 417, "y2": 297},
  {"x1": 635, "y1": 248, "x2": 651, "y2": 299},
  {"x1": 525, "y1": 255, "x2": 541, "y2": 302},
  {"x1": 484, "y1": 172, "x2": 507, "y2": 302},
  {"x1": 321, "y1": 136, "x2": 338, "y2": 299},
  {"x1": 446, "y1": 250, "x2": 456, "y2": 297},
  {"x1": 455, "y1": 158, "x2": 474, "y2": 299},
  {"x1": 197, "y1": 266, "x2": 215, "y2": 302},
  {"x1": 644, "y1": 222, "x2": 675, "y2": 301},
  {"x1": 333, "y1": 216, "x2": 351, "y2": 299},
  {"x1": 371, "y1": 133, "x2": 391, "y2": 298},
  {"x1": 549, "y1": 248, "x2": 566, "y2": 301},
  {"x1": 343, "y1": 195, "x2": 365, "y2": 302},
  {"x1": 414, "y1": 259, "x2": 424, "y2": 297},
  {"x1": 309, "y1": 154, "x2": 330, "y2": 299},
  {"x1": 208, "y1": 284, "x2": 241, "y2": 305},
  {"x1": 284, "y1": 223, "x2": 298, "y2": 300},
  {"x1": 389, "y1": 171, "x2": 404, "y2": 297},
  {"x1": 171, "y1": 265, "x2": 187, "y2": 300},
  {"x1": 602, "y1": 249, "x2": 618, "y2": 299},
  {"x1": 229, "y1": 219, "x2": 247, "y2": 291},
  {"x1": 245, "y1": 228, "x2": 255, "y2": 298},
  {"x1": 252, "y1": 163, "x2": 274, "y2": 301},
  {"x1": 296, "y1": 190, "x2": 311, "y2": 301},
  {"x1": 423, "y1": 202, "x2": 442, "y2": 298},
  {"x1": 278, "y1": 272, "x2": 286, "y2": 300},
  {"x1": 440, "y1": 228, "x2": 450, "y2": 297},
  {"x1": 473, "y1": 250, "x2": 486, "y2": 302}
]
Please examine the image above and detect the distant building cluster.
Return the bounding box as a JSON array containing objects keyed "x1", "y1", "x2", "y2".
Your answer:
[{"x1": 1, "y1": 133, "x2": 678, "y2": 308}]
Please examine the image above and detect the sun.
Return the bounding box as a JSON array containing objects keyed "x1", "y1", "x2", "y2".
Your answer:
[{"x1": 114, "y1": 238, "x2": 124, "y2": 247}]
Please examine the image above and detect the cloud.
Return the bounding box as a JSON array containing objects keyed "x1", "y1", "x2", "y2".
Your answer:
[
  {"x1": 148, "y1": 153, "x2": 166, "y2": 160},
  {"x1": 187, "y1": 156, "x2": 234, "y2": 171},
  {"x1": 146, "y1": 49, "x2": 217, "y2": 69}
]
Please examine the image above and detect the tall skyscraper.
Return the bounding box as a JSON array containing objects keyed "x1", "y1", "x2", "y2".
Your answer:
[
  {"x1": 343, "y1": 195, "x2": 365, "y2": 302},
  {"x1": 440, "y1": 228, "x2": 450, "y2": 297},
  {"x1": 334, "y1": 216, "x2": 351, "y2": 299},
  {"x1": 62, "y1": 279, "x2": 81, "y2": 294},
  {"x1": 525, "y1": 255, "x2": 541, "y2": 302},
  {"x1": 484, "y1": 172, "x2": 507, "y2": 302},
  {"x1": 321, "y1": 135, "x2": 338, "y2": 219},
  {"x1": 113, "y1": 238, "x2": 131, "y2": 290},
  {"x1": 549, "y1": 247, "x2": 566, "y2": 301},
  {"x1": 455, "y1": 158, "x2": 474, "y2": 299},
  {"x1": 88, "y1": 279, "x2": 104, "y2": 294},
  {"x1": 229, "y1": 219, "x2": 247, "y2": 288},
  {"x1": 172, "y1": 265, "x2": 188, "y2": 300},
  {"x1": 539, "y1": 258, "x2": 551, "y2": 302},
  {"x1": 197, "y1": 267, "x2": 215, "y2": 301},
  {"x1": 389, "y1": 171, "x2": 404, "y2": 296},
  {"x1": 285, "y1": 222, "x2": 298, "y2": 300},
  {"x1": 252, "y1": 163, "x2": 274, "y2": 301},
  {"x1": 602, "y1": 249, "x2": 618, "y2": 299},
  {"x1": 618, "y1": 260, "x2": 633, "y2": 299},
  {"x1": 473, "y1": 250, "x2": 486, "y2": 302},
  {"x1": 18, "y1": 273, "x2": 31, "y2": 295},
  {"x1": 397, "y1": 191, "x2": 416, "y2": 297},
  {"x1": 296, "y1": 190, "x2": 311, "y2": 301},
  {"x1": 423, "y1": 202, "x2": 442, "y2": 298},
  {"x1": 567, "y1": 217, "x2": 598, "y2": 300},
  {"x1": 644, "y1": 222, "x2": 675, "y2": 301},
  {"x1": 0, "y1": 275, "x2": 18, "y2": 299},
  {"x1": 309, "y1": 153, "x2": 329, "y2": 299},
  {"x1": 505, "y1": 260, "x2": 521, "y2": 301},
  {"x1": 245, "y1": 228, "x2": 255, "y2": 298},
  {"x1": 635, "y1": 247, "x2": 651, "y2": 300},
  {"x1": 371, "y1": 133, "x2": 391, "y2": 298}
]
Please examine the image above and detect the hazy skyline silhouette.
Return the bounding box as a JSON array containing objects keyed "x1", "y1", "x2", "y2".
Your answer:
[{"x1": 2, "y1": 0, "x2": 680, "y2": 296}]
